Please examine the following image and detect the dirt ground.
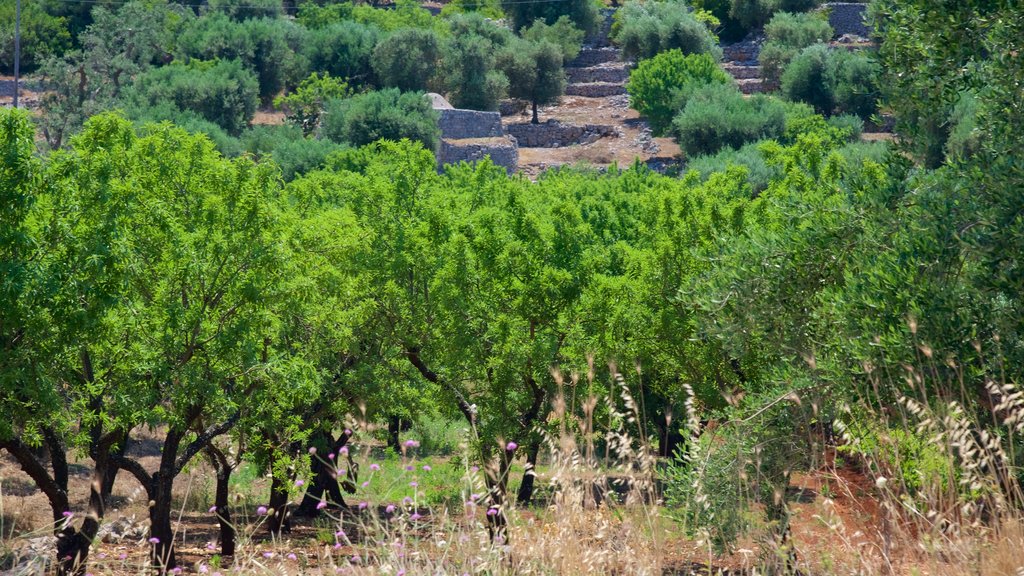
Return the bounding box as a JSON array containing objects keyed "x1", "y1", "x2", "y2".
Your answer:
[{"x1": 505, "y1": 94, "x2": 681, "y2": 179}]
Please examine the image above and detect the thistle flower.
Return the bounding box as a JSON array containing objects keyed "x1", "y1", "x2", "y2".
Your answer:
[
  {"x1": 340, "y1": 446, "x2": 349, "y2": 455},
  {"x1": 370, "y1": 463, "x2": 381, "y2": 471},
  {"x1": 295, "y1": 479, "x2": 305, "y2": 488},
  {"x1": 358, "y1": 501, "x2": 368, "y2": 510},
  {"x1": 148, "y1": 537, "x2": 160, "y2": 544},
  {"x1": 410, "y1": 513, "x2": 422, "y2": 521},
  {"x1": 385, "y1": 504, "x2": 396, "y2": 514},
  {"x1": 308, "y1": 447, "x2": 317, "y2": 455},
  {"x1": 317, "y1": 501, "x2": 328, "y2": 510},
  {"x1": 506, "y1": 441, "x2": 518, "y2": 451},
  {"x1": 209, "y1": 505, "x2": 217, "y2": 513},
  {"x1": 486, "y1": 507, "x2": 499, "y2": 516},
  {"x1": 287, "y1": 553, "x2": 297, "y2": 561},
  {"x1": 403, "y1": 440, "x2": 419, "y2": 448},
  {"x1": 422, "y1": 465, "x2": 432, "y2": 471},
  {"x1": 256, "y1": 506, "x2": 268, "y2": 516}
]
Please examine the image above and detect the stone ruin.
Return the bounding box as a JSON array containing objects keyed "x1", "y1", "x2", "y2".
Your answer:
[{"x1": 428, "y1": 93, "x2": 519, "y2": 175}]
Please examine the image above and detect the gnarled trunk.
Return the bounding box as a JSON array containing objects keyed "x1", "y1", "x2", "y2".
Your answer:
[
  {"x1": 205, "y1": 445, "x2": 235, "y2": 556},
  {"x1": 515, "y1": 439, "x2": 542, "y2": 505}
]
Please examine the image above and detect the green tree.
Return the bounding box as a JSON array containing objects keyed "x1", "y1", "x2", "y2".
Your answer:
[
  {"x1": 520, "y1": 15, "x2": 584, "y2": 62},
  {"x1": 0, "y1": 0, "x2": 71, "y2": 73},
  {"x1": 498, "y1": 39, "x2": 567, "y2": 124},
  {"x1": 626, "y1": 50, "x2": 731, "y2": 136},
  {"x1": 502, "y1": 0, "x2": 597, "y2": 38},
  {"x1": 759, "y1": 11, "x2": 833, "y2": 86},
  {"x1": 124, "y1": 59, "x2": 259, "y2": 135},
  {"x1": 612, "y1": 0, "x2": 721, "y2": 61},
  {"x1": 372, "y1": 28, "x2": 443, "y2": 92},
  {"x1": 440, "y1": 33, "x2": 509, "y2": 111},
  {"x1": 321, "y1": 89, "x2": 440, "y2": 150},
  {"x1": 274, "y1": 72, "x2": 352, "y2": 135}
]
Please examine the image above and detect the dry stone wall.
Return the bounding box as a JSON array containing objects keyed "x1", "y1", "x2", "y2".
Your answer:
[
  {"x1": 506, "y1": 120, "x2": 619, "y2": 148},
  {"x1": 438, "y1": 137, "x2": 519, "y2": 174},
  {"x1": 824, "y1": 3, "x2": 871, "y2": 38},
  {"x1": 437, "y1": 109, "x2": 504, "y2": 140}
]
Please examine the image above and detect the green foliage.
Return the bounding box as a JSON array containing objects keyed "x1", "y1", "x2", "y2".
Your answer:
[
  {"x1": 520, "y1": 15, "x2": 584, "y2": 62},
  {"x1": 826, "y1": 113, "x2": 863, "y2": 140},
  {"x1": 125, "y1": 59, "x2": 259, "y2": 135},
  {"x1": 177, "y1": 14, "x2": 299, "y2": 102},
  {"x1": 728, "y1": 0, "x2": 823, "y2": 32},
  {"x1": 204, "y1": 0, "x2": 283, "y2": 21},
  {"x1": 612, "y1": 0, "x2": 721, "y2": 62},
  {"x1": 127, "y1": 101, "x2": 244, "y2": 156},
  {"x1": 498, "y1": 39, "x2": 566, "y2": 123},
  {"x1": 502, "y1": 0, "x2": 597, "y2": 38},
  {"x1": 944, "y1": 90, "x2": 980, "y2": 160},
  {"x1": 440, "y1": 0, "x2": 504, "y2": 20},
  {"x1": 780, "y1": 43, "x2": 833, "y2": 114},
  {"x1": 295, "y1": 1, "x2": 353, "y2": 28},
  {"x1": 759, "y1": 11, "x2": 833, "y2": 85},
  {"x1": 241, "y1": 124, "x2": 345, "y2": 180},
  {"x1": 321, "y1": 89, "x2": 440, "y2": 150},
  {"x1": 0, "y1": 0, "x2": 72, "y2": 74},
  {"x1": 626, "y1": 50, "x2": 731, "y2": 136},
  {"x1": 687, "y1": 142, "x2": 778, "y2": 195},
  {"x1": 781, "y1": 44, "x2": 879, "y2": 118},
  {"x1": 439, "y1": 25, "x2": 511, "y2": 111},
  {"x1": 673, "y1": 85, "x2": 788, "y2": 157},
  {"x1": 352, "y1": 0, "x2": 443, "y2": 33},
  {"x1": 690, "y1": 0, "x2": 746, "y2": 41},
  {"x1": 274, "y1": 72, "x2": 352, "y2": 135},
  {"x1": 372, "y1": 28, "x2": 443, "y2": 92},
  {"x1": 301, "y1": 21, "x2": 381, "y2": 88}
]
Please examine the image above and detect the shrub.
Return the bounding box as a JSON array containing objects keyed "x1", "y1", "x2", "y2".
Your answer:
[
  {"x1": 672, "y1": 84, "x2": 788, "y2": 156},
  {"x1": 830, "y1": 49, "x2": 880, "y2": 119},
  {"x1": 321, "y1": 89, "x2": 440, "y2": 151},
  {"x1": 827, "y1": 113, "x2": 864, "y2": 140},
  {"x1": 627, "y1": 50, "x2": 731, "y2": 136},
  {"x1": 301, "y1": 21, "x2": 381, "y2": 89},
  {"x1": 502, "y1": 0, "x2": 597, "y2": 38},
  {"x1": 204, "y1": 0, "x2": 282, "y2": 21},
  {"x1": 241, "y1": 125, "x2": 345, "y2": 181},
  {"x1": 274, "y1": 72, "x2": 352, "y2": 135},
  {"x1": 352, "y1": 0, "x2": 443, "y2": 33},
  {"x1": 691, "y1": 0, "x2": 747, "y2": 41},
  {"x1": 759, "y1": 11, "x2": 833, "y2": 85},
  {"x1": 780, "y1": 43, "x2": 833, "y2": 115},
  {"x1": 612, "y1": 0, "x2": 721, "y2": 61},
  {"x1": 728, "y1": 0, "x2": 823, "y2": 31},
  {"x1": 177, "y1": 14, "x2": 295, "y2": 102},
  {"x1": 0, "y1": 0, "x2": 71, "y2": 74},
  {"x1": 687, "y1": 142, "x2": 778, "y2": 194},
  {"x1": 944, "y1": 90, "x2": 980, "y2": 160},
  {"x1": 781, "y1": 45, "x2": 880, "y2": 119},
  {"x1": 440, "y1": 32, "x2": 509, "y2": 111},
  {"x1": 125, "y1": 59, "x2": 259, "y2": 135},
  {"x1": 373, "y1": 28, "x2": 443, "y2": 93},
  {"x1": 129, "y1": 101, "x2": 243, "y2": 157}
]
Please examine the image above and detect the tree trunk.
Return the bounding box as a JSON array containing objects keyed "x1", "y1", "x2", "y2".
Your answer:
[
  {"x1": 205, "y1": 446, "x2": 235, "y2": 556},
  {"x1": 531, "y1": 101, "x2": 539, "y2": 124},
  {"x1": 267, "y1": 471, "x2": 291, "y2": 535},
  {"x1": 296, "y1": 431, "x2": 355, "y2": 516},
  {"x1": 56, "y1": 445, "x2": 110, "y2": 576},
  {"x1": 149, "y1": 428, "x2": 185, "y2": 571},
  {"x1": 100, "y1": 436, "x2": 128, "y2": 506},
  {"x1": 387, "y1": 414, "x2": 399, "y2": 450},
  {"x1": 516, "y1": 439, "x2": 542, "y2": 505}
]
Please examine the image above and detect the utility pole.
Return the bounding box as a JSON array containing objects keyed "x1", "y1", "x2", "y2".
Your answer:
[{"x1": 13, "y1": 0, "x2": 20, "y2": 108}]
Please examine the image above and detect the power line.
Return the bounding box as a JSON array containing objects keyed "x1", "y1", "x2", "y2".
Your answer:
[{"x1": 41, "y1": 0, "x2": 576, "y2": 8}]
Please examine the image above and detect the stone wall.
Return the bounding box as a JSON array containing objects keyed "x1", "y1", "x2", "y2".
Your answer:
[
  {"x1": 438, "y1": 137, "x2": 519, "y2": 174},
  {"x1": 566, "y1": 63, "x2": 630, "y2": 84},
  {"x1": 824, "y1": 3, "x2": 871, "y2": 38},
  {"x1": 506, "y1": 120, "x2": 619, "y2": 148},
  {"x1": 437, "y1": 108, "x2": 504, "y2": 140}
]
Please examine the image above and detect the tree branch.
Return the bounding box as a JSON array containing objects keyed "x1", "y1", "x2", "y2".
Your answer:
[
  {"x1": 175, "y1": 411, "x2": 241, "y2": 475},
  {"x1": 406, "y1": 347, "x2": 476, "y2": 426}
]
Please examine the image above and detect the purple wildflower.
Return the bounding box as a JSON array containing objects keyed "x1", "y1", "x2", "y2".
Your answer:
[
  {"x1": 370, "y1": 463, "x2": 381, "y2": 471},
  {"x1": 148, "y1": 537, "x2": 160, "y2": 544},
  {"x1": 317, "y1": 501, "x2": 328, "y2": 510},
  {"x1": 256, "y1": 506, "x2": 268, "y2": 516},
  {"x1": 506, "y1": 441, "x2": 518, "y2": 451}
]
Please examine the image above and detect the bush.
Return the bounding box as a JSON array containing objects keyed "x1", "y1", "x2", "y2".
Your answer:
[
  {"x1": 373, "y1": 28, "x2": 443, "y2": 93},
  {"x1": 0, "y1": 0, "x2": 71, "y2": 74},
  {"x1": 129, "y1": 101, "x2": 243, "y2": 157},
  {"x1": 781, "y1": 45, "x2": 880, "y2": 119},
  {"x1": 780, "y1": 43, "x2": 833, "y2": 115},
  {"x1": 274, "y1": 72, "x2": 352, "y2": 135},
  {"x1": 440, "y1": 31, "x2": 510, "y2": 111},
  {"x1": 241, "y1": 125, "x2": 345, "y2": 181},
  {"x1": 502, "y1": 0, "x2": 597, "y2": 38},
  {"x1": 687, "y1": 142, "x2": 778, "y2": 194},
  {"x1": 498, "y1": 39, "x2": 566, "y2": 123},
  {"x1": 827, "y1": 113, "x2": 863, "y2": 140},
  {"x1": 627, "y1": 50, "x2": 731, "y2": 136},
  {"x1": 204, "y1": 0, "x2": 282, "y2": 21},
  {"x1": 944, "y1": 90, "x2": 980, "y2": 160},
  {"x1": 178, "y1": 15, "x2": 296, "y2": 102},
  {"x1": 125, "y1": 59, "x2": 259, "y2": 135},
  {"x1": 301, "y1": 21, "x2": 381, "y2": 89},
  {"x1": 321, "y1": 89, "x2": 440, "y2": 151},
  {"x1": 691, "y1": 0, "x2": 747, "y2": 42},
  {"x1": 831, "y1": 49, "x2": 880, "y2": 119},
  {"x1": 612, "y1": 0, "x2": 721, "y2": 61},
  {"x1": 728, "y1": 0, "x2": 823, "y2": 31},
  {"x1": 352, "y1": 0, "x2": 443, "y2": 33},
  {"x1": 672, "y1": 84, "x2": 788, "y2": 156},
  {"x1": 759, "y1": 11, "x2": 833, "y2": 85}
]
